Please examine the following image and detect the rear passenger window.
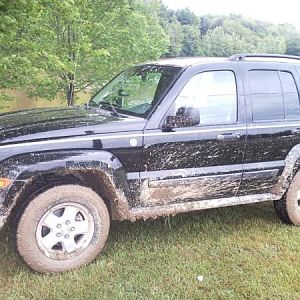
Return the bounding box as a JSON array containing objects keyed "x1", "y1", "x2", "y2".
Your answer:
[
  {"x1": 249, "y1": 70, "x2": 300, "y2": 122},
  {"x1": 249, "y1": 71, "x2": 282, "y2": 94}
]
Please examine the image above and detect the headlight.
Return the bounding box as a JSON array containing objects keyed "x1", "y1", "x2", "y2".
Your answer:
[{"x1": 0, "y1": 178, "x2": 11, "y2": 189}]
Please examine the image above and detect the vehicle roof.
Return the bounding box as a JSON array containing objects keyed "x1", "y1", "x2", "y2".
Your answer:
[
  {"x1": 143, "y1": 57, "x2": 227, "y2": 68},
  {"x1": 143, "y1": 54, "x2": 300, "y2": 68}
]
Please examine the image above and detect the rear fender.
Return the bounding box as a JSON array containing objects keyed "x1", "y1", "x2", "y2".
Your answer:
[{"x1": 273, "y1": 144, "x2": 300, "y2": 197}]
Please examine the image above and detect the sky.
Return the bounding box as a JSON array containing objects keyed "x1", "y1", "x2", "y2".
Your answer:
[{"x1": 162, "y1": 0, "x2": 300, "y2": 30}]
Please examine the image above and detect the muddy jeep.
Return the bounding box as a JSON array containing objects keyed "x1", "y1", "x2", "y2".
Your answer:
[{"x1": 1, "y1": 53, "x2": 300, "y2": 273}]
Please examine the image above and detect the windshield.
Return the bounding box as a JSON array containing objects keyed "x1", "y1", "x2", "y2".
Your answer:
[{"x1": 89, "y1": 65, "x2": 181, "y2": 117}]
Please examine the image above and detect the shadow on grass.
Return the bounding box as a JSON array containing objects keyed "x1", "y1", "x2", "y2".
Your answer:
[
  {"x1": 0, "y1": 201, "x2": 279, "y2": 275},
  {"x1": 109, "y1": 201, "x2": 278, "y2": 239},
  {"x1": 0, "y1": 226, "x2": 26, "y2": 275}
]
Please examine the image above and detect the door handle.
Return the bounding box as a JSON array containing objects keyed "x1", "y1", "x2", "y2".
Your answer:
[{"x1": 217, "y1": 133, "x2": 241, "y2": 141}]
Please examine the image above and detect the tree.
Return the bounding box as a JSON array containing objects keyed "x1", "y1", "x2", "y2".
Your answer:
[
  {"x1": 158, "y1": 2, "x2": 175, "y2": 25},
  {"x1": 286, "y1": 33, "x2": 300, "y2": 56},
  {"x1": 181, "y1": 25, "x2": 202, "y2": 56},
  {"x1": 279, "y1": 24, "x2": 300, "y2": 56},
  {"x1": 0, "y1": 0, "x2": 169, "y2": 106},
  {"x1": 160, "y1": 6, "x2": 294, "y2": 59},
  {"x1": 256, "y1": 34, "x2": 286, "y2": 54},
  {"x1": 202, "y1": 27, "x2": 246, "y2": 56},
  {"x1": 164, "y1": 17, "x2": 184, "y2": 57},
  {"x1": 199, "y1": 14, "x2": 224, "y2": 38},
  {"x1": 175, "y1": 8, "x2": 198, "y2": 26}
]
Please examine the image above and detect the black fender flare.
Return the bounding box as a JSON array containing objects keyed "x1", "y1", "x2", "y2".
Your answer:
[{"x1": 0, "y1": 150, "x2": 131, "y2": 223}]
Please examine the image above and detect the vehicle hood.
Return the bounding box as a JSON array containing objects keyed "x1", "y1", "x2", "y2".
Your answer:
[{"x1": 0, "y1": 106, "x2": 146, "y2": 145}]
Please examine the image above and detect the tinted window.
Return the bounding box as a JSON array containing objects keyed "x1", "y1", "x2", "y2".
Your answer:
[
  {"x1": 280, "y1": 71, "x2": 300, "y2": 120},
  {"x1": 249, "y1": 71, "x2": 281, "y2": 94},
  {"x1": 175, "y1": 71, "x2": 237, "y2": 125},
  {"x1": 280, "y1": 71, "x2": 298, "y2": 93},
  {"x1": 249, "y1": 70, "x2": 300, "y2": 122}
]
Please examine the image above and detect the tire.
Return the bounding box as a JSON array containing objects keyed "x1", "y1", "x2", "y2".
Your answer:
[
  {"x1": 274, "y1": 171, "x2": 300, "y2": 226},
  {"x1": 14, "y1": 184, "x2": 110, "y2": 274},
  {"x1": 273, "y1": 197, "x2": 292, "y2": 224}
]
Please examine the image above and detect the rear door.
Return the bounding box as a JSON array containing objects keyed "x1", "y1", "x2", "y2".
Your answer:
[{"x1": 238, "y1": 62, "x2": 300, "y2": 195}]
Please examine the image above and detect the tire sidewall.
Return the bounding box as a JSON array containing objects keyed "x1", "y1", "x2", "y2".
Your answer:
[
  {"x1": 16, "y1": 185, "x2": 110, "y2": 274},
  {"x1": 286, "y1": 172, "x2": 300, "y2": 225}
]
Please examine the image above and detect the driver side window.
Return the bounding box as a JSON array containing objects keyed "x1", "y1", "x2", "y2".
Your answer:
[{"x1": 175, "y1": 70, "x2": 238, "y2": 125}]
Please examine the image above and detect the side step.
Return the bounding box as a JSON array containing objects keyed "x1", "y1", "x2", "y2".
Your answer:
[{"x1": 128, "y1": 193, "x2": 279, "y2": 220}]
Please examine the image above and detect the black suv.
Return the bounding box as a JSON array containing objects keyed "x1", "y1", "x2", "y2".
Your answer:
[{"x1": 1, "y1": 53, "x2": 300, "y2": 273}]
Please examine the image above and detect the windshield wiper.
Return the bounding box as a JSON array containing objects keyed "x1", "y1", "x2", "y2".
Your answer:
[{"x1": 98, "y1": 101, "x2": 121, "y2": 117}]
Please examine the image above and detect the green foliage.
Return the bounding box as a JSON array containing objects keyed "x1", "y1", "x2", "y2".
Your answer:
[
  {"x1": 202, "y1": 27, "x2": 247, "y2": 56},
  {"x1": 2, "y1": 1, "x2": 300, "y2": 108},
  {"x1": 181, "y1": 25, "x2": 203, "y2": 56},
  {"x1": 175, "y1": 8, "x2": 198, "y2": 26},
  {"x1": 279, "y1": 24, "x2": 300, "y2": 56},
  {"x1": 0, "y1": 0, "x2": 169, "y2": 105},
  {"x1": 164, "y1": 17, "x2": 184, "y2": 57},
  {"x1": 0, "y1": 93, "x2": 14, "y2": 110},
  {"x1": 160, "y1": 8, "x2": 299, "y2": 58},
  {"x1": 201, "y1": 26, "x2": 286, "y2": 57}
]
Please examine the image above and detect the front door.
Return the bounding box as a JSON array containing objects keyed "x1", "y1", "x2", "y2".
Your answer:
[{"x1": 140, "y1": 66, "x2": 246, "y2": 206}]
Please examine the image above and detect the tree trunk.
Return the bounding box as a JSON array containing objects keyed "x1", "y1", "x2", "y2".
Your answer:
[
  {"x1": 66, "y1": 23, "x2": 76, "y2": 106},
  {"x1": 67, "y1": 81, "x2": 74, "y2": 106}
]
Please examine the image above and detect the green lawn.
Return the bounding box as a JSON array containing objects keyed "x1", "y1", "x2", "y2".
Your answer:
[{"x1": 0, "y1": 202, "x2": 299, "y2": 299}]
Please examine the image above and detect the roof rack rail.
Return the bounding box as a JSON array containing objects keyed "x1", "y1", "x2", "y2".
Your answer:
[{"x1": 228, "y1": 53, "x2": 300, "y2": 62}]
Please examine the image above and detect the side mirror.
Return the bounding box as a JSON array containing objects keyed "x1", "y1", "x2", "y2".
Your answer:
[
  {"x1": 164, "y1": 106, "x2": 200, "y2": 130},
  {"x1": 118, "y1": 89, "x2": 129, "y2": 97}
]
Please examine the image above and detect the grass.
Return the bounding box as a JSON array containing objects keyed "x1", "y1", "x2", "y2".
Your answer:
[{"x1": 0, "y1": 202, "x2": 300, "y2": 299}]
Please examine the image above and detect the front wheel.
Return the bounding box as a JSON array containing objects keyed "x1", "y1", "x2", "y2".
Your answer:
[
  {"x1": 274, "y1": 171, "x2": 300, "y2": 226},
  {"x1": 15, "y1": 184, "x2": 110, "y2": 274}
]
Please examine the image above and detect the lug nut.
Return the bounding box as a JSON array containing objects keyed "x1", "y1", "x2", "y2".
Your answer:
[
  {"x1": 65, "y1": 234, "x2": 70, "y2": 239},
  {"x1": 56, "y1": 233, "x2": 61, "y2": 237},
  {"x1": 65, "y1": 220, "x2": 71, "y2": 225},
  {"x1": 70, "y1": 227, "x2": 75, "y2": 232},
  {"x1": 57, "y1": 224, "x2": 62, "y2": 229}
]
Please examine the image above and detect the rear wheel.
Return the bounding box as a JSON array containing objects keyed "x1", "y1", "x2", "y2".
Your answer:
[
  {"x1": 15, "y1": 184, "x2": 110, "y2": 274},
  {"x1": 274, "y1": 171, "x2": 300, "y2": 226}
]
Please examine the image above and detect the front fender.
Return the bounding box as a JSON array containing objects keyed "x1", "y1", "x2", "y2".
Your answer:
[{"x1": 0, "y1": 150, "x2": 130, "y2": 227}]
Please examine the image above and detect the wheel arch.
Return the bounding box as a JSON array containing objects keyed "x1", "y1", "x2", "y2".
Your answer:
[
  {"x1": 273, "y1": 143, "x2": 300, "y2": 197},
  {"x1": 3, "y1": 150, "x2": 131, "y2": 227}
]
